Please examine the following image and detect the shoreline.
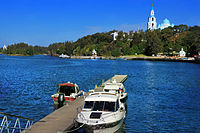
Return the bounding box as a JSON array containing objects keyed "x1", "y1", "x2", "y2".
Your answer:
[
  {"x1": 1, "y1": 54, "x2": 199, "y2": 64},
  {"x1": 69, "y1": 55, "x2": 200, "y2": 64},
  {"x1": 122, "y1": 56, "x2": 199, "y2": 64}
]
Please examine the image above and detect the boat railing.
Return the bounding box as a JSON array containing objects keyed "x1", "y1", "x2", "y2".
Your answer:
[
  {"x1": 0, "y1": 112, "x2": 33, "y2": 133},
  {"x1": 77, "y1": 112, "x2": 86, "y2": 122},
  {"x1": 76, "y1": 106, "x2": 87, "y2": 122}
]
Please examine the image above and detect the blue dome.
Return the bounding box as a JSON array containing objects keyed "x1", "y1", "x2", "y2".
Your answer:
[{"x1": 163, "y1": 18, "x2": 170, "y2": 24}]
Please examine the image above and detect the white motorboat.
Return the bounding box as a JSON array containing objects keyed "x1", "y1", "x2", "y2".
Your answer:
[
  {"x1": 102, "y1": 80, "x2": 127, "y2": 103},
  {"x1": 92, "y1": 80, "x2": 127, "y2": 103},
  {"x1": 76, "y1": 93, "x2": 126, "y2": 133},
  {"x1": 59, "y1": 54, "x2": 70, "y2": 58}
]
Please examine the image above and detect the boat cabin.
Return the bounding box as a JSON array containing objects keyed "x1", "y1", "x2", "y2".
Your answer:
[
  {"x1": 103, "y1": 82, "x2": 125, "y2": 93},
  {"x1": 58, "y1": 83, "x2": 80, "y2": 96},
  {"x1": 83, "y1": 95, "x2": 120, "y2": 113}
]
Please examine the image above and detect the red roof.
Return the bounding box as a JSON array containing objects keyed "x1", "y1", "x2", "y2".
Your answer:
[{"x1": 58, "y1": 83, "x2": 75, "y2": 87}]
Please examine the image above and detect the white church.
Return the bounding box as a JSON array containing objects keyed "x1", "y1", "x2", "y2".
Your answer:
[
  {"x1": 111, "y1": 4, "x2": 175, "y2": 40},
  {"x1": 147, "y1": 4, "x2": 174, "y2": 30}
]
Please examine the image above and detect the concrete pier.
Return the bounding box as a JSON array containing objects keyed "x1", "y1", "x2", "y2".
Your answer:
[
  {"x1": 25, "y1": 75, "x2": 127, "y2": 133},
  {"x1": 25, "y1": 96, "x2": 85, "y2": 133},
  {"x1": 103, "y1": 75, "x2": 127, "y2": 85}
]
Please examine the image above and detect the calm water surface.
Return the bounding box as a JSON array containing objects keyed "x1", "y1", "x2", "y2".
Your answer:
[{"x1": 0, "y1": 55, "x2": 200, "y2": 132}]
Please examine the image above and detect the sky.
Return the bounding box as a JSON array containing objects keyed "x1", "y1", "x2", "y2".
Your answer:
[{"x1": 0, "y1": 0, "x2": 200, "y2": 46}]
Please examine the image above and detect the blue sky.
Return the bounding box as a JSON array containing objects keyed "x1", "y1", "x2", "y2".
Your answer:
[{"x1": 0, "y1": 0, "x2": 199, "y2": 46}]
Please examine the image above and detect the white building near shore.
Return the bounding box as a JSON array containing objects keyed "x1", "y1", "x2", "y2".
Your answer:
[
  {"x1": 3, "y1": 44, "x2": 7, "y2": 50},
  {"x1": 179, "y1": 48, "x2": 186, "y2": 57},
  {"x1": 92, "y1": 49, "x2": 97, "y2": 57}
]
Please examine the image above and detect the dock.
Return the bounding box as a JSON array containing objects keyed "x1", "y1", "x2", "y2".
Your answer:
[
  {"x1": 25, "y1": 75, "x2": 127, "y2": 133},
  {"x1": 103, "y1": 75, "x2": 127, "y2": 85},
  {"x1": 25, "y1": 96, "x2": 85, "y2": 133}
]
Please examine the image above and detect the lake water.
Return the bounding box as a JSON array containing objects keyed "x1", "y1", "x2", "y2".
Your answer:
[{"x1": 0, "y1": 55, "x2": 200, "y2": 132}]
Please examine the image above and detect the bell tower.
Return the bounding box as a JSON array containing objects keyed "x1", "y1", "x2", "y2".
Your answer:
[{"x1": 147, "y1": 4, "x2": 157, "y2": 30}]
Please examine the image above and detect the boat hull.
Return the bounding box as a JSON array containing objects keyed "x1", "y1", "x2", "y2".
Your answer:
[
  {"x1": 77, "y1": 118, "x2": 124, "y2": 133},
  {"x1": 52, "y1": 96, "x2": 76, "y2": 104},
  {"x1": 52, "y1": 91, "x2": 83, "y2": 105}
]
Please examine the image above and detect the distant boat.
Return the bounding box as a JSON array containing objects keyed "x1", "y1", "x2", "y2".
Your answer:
[{"x1": 59, "y1": 54, "x2": 70, "y2": 58}]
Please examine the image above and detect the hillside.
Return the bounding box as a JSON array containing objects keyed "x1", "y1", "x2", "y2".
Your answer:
[{"x1": 1, "y1": 25, "x2": 200, "y2": 57}]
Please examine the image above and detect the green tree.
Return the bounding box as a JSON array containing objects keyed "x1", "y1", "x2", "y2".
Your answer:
[
  {"x1": 145, "y1": 30, "x2": 162, "y2": 55},
  {"x1": 183, "y1": 26, "x2": 200, "y2": 56},
  {"x1": 112, "y1": 48, "x2": 121, "y2": 57}
]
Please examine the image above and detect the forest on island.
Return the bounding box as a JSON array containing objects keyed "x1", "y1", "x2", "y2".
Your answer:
[{"x1": 1, "y1": 25, "x2": 200, "y2": 57}]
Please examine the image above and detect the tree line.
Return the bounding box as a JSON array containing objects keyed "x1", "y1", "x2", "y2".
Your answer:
[
  {"x1": 0, "y1": 43, "x2": 48, "y2": 56},
  {"x1": 1, "y1": 24, "x2": 200, "y2": 57}
]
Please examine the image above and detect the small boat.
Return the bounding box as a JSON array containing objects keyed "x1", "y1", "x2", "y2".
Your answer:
[
  {"x1": 93, "y1": 79, "x2": 128, "y2": 103},
  {"x1": 51, "y1": 82, "x2": 82, "y2": 105},
  {"x1": 103, "y1": 80, "x2": 127, "y2": 103},
  {"x1": 76, "y1": 93, "x2": 126, "y2": 133},
  {"x1": 59, "y1": 54, "x2": 70, "y2": 58}
]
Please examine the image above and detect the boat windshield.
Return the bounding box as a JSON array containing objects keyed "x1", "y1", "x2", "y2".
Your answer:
[
  {"x1": 104, "y1": 101, "x2": 115, "y2": 112},
  {"x1": 85, "y1": 101, "x2": 115, "y2": 112},
  {"x1": 59, "y1": 86, "x2": 75, "y2": 96},
  {"x1": 84, "y1": 101, "x2": 94, "y2": 109},
  {"x1": 93, "y1": 101, "x2": 104, "y2": 111}
]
